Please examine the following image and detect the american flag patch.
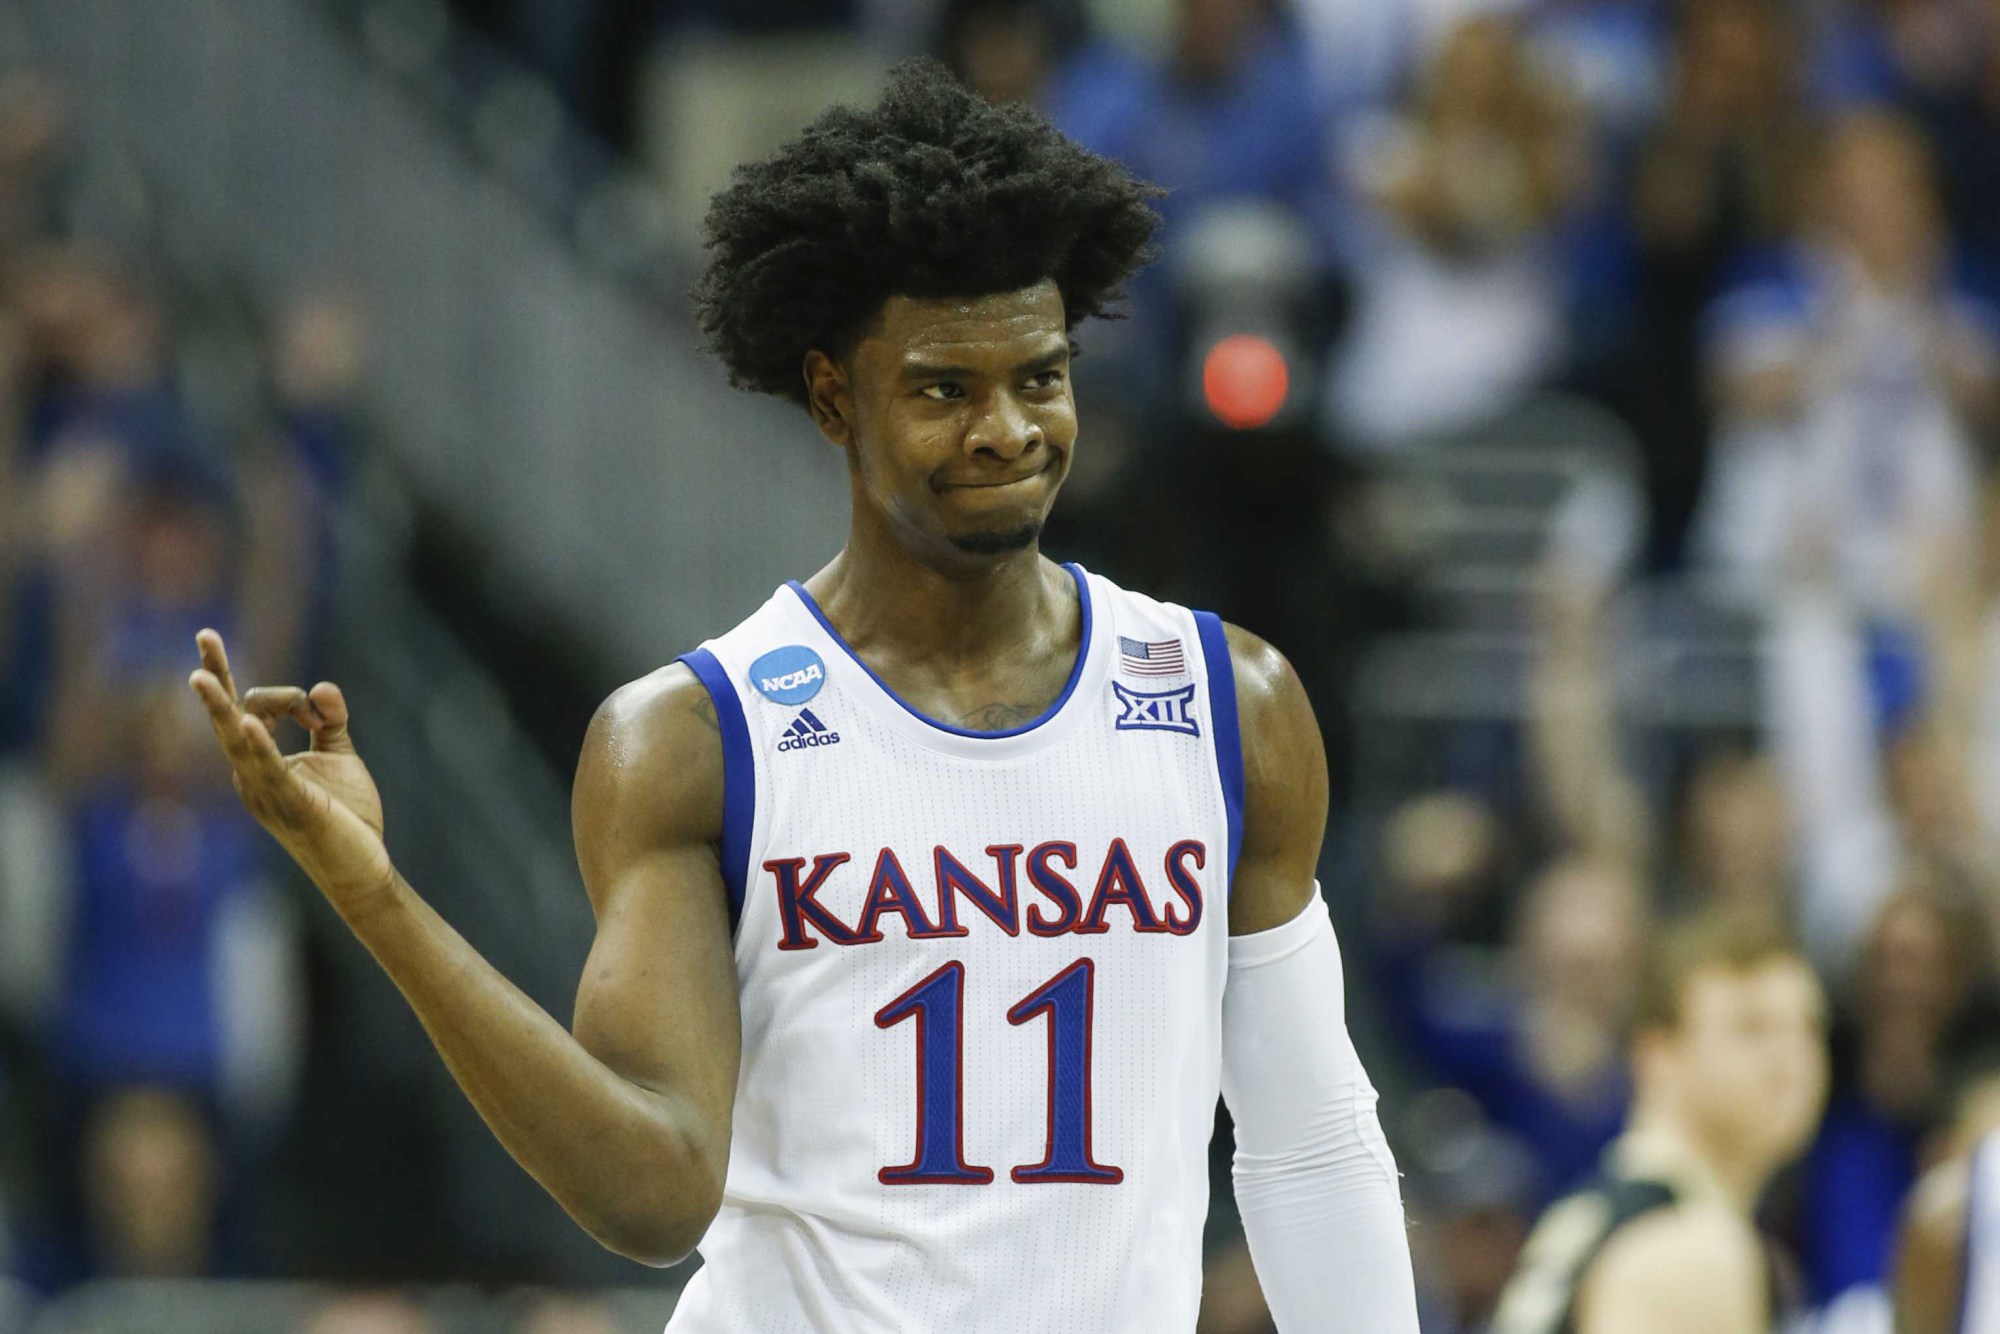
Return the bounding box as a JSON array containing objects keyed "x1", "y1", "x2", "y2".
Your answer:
[{"x1": 1118, "y1": 636, "x2": 1187, "y2": 676}]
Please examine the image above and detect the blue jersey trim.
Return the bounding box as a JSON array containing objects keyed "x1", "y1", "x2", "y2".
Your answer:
[
  {"x1": 1193, "y1": 611, "x2": 1244, "y2": 891},
  {"x1": 677, "y1": 647, "x2": 753, "y2": 931},
  {"x1": 785, "y1": 563, "x2": 1094, "y2": 740}
]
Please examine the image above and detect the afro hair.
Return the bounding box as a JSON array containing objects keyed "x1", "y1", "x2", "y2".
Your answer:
[{"x1": 693, "y1": 58, "x2": 1162, "y2": 406}]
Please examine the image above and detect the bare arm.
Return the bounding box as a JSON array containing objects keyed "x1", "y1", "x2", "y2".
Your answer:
[
  {"x1": 1528, "y1": 571, "x2": 1651, "y2": 872},
  {"x1": 1575, "y1": 1207, "x2": 1767, "y2": 1334},
  {"x1": 1219, "y1": 624, "x2": 1420, "y2": 1332},
  {"x1": 1894, "y1": 1158, "x2": 1969, "y2": 1334},
  {"x1": 1224, "y1": 624, "x2": 1327, "y2": 936},
  {"x1": 189, "y1": 632, "x2": 739, "y2": 1265}
]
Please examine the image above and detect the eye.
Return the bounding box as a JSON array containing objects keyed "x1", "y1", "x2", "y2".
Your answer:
[
  {"x1": 920, "y1": 383, "x2": 964, "y2": 401},
  {"x1": 1026, "y1": 369, "x2": 1065, "y2": 390}
]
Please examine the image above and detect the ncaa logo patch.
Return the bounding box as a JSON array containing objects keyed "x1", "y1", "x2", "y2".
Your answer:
[
  {"x1": 749, "y1": 645, "x2": 826, "y2": 705},
  {"x1": 1112, "y1": 682, "x2": 1200, "y2": 736}
]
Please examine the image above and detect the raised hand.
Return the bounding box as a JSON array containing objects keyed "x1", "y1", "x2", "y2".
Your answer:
[{"x1": 189, "y1": 629, "x2": 397, "y2": 911}]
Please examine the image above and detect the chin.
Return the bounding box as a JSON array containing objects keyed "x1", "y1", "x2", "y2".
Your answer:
[{"x1": 947, "y1": 521, "x2": 1043, "y2": 556}]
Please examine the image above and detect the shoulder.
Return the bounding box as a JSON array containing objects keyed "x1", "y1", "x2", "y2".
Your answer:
[
  {"x1": 1577, "y1": 1201, "x2": 1765, "y2": 1332},
  {"x1": 1217, "y1": 623, "x2": 1329, "y2": 932},
  {"x1": 1220, "y1": 622, "x2": 1317, "y2": 766},
  {"x1": 572, "y1": 663, "x2": 724, "y2": 903}
]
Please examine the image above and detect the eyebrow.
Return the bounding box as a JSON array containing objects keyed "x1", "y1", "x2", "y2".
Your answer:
[{"x1": 900, "y1": 343, "x2": 1070, "y2": 382}]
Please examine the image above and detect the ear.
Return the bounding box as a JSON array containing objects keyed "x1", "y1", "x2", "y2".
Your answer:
[{"x1": 803, "y1": 350, "x2": 853, "y2": 448}]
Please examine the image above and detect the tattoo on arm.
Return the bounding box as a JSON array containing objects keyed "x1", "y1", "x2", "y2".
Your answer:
[
  {"x1": 690, "y1": 694, "x2": 720, "y2": 735},
  {"x1": 954, "y1": 701, "x2": 1043, "y2": 732}
]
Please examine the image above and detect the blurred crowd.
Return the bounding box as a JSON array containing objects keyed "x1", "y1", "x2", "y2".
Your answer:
[
  {"x1": 0, "y1": 0, "x2": 1998, "y2": 1330},
  {"x1": 0, "y1": 65, "x2": 402, "y2": 1326}
]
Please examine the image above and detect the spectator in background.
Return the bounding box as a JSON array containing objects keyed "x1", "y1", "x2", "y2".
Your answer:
[
  {"x1": 1325, "y1": 15, "x2": 1586, "y2": 451},
  {"x1": 1525, "y1": 0, "x2": 1670, "y2": 148},
  {"x1": 253, "y1": 294, "x2": 363, "y2": 687},
  {"x1": 1530, "y1": 546, "x2": 1798, "y2": 932},
  {"x1": 1673, "y1": 746, "x2": 1792, "y2": 925},
  {"x1": 937, "y1": 0, "x2": 1070, "y2": 107},
  {"x1": 35, "y1": 573, "x2": 302, "y2": 1282},
  {"x1": 1812, "y1": 0, "x2": 1986, "y2": 111},
  {"x1": 18, "y1": 250, "x2": 202, "y2": 480},
  {"x1": 1721, "y1": 111, "x2": 1999, "y2": 974},
  {"x1": 41, "y1": 470, "x2": 240, "y2": 791},
  {"x1": 303, "y1": 1291, "x2": 436, "y2": 1334},
  {"x1": 1378, "y1": 807, "x2": 1643, "y2": 1204},
  {"x1": 1045, "y1": 0, "x2": 1332, "y2": 437},
  {"x1": 1492, "y1": 916, "x2": 1830, "y2": 1333},
  {"x1": 1400, "y1": 1096, "x2": 1539, "y2": 1332},
  {"x1": 0, "y1": 75, "x2": 64, "y2": 255},
  {"x1": 1902, "y1": 0, "x2": 2000, "y2": 272},
  {"x1": 1892, "y1": 1063, "x2": 2000, "y2": 1334},
  {"x1": 2, "y1": 247, "x2": 226, "y2": 781},
  {"x1": 1050, "y1": 0, "x2": 1329, "y2": 276},
  {"x1": 1699, "y1": 109, "x2": 1995, "y2": 608},
  {"x1": 1799, "y1": 873, "x2": 1998, "y2": 1304},
  {"x1": 51, "y1": 683, "x2": 268, "y2": 1103},
  {"x1": 22, "y1": 404, "x2": 306, "y2": 1282},
  {"x1": 517, "y1": 1292, "x2": 627, "y2": 1334},
  {"x1": 1288, "y1": 0, "x2": 1421, "y2": 114},
  {"x1": 1628, "y1": 0, "x2": 1815, "y2": 567},
  {"x1": 79, "y1": 1086, "x2": 218, "y2": 1278}
]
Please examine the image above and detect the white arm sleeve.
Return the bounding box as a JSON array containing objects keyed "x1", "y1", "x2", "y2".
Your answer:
[{"x1": 1220, "y1": 891, "x2": 1420, "y2": 1332}]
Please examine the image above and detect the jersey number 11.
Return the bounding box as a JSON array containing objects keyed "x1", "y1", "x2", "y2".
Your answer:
[{"x1": 874, "y1": 958, "x2": 1123, "y2": 1185}]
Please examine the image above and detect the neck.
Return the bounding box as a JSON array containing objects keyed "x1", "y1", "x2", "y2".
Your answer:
[
  {"x1": 808, "y1": 512, "x2": 1066, "y2": 665},
  {"x1": 1625, "y1": 1101, "x2": 1771, "y2": 1213}
]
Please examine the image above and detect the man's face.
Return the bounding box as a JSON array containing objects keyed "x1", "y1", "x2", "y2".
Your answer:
[
  {"x1": 811, "y1": 280, "x2": 1076, "y2": 570},
  {"x1": 1826, "y1": 122, "x2": 1940, "y2": 279},
  {"x1": 1670, "y1": 959, "x2": 1829, "y2": 1169}
]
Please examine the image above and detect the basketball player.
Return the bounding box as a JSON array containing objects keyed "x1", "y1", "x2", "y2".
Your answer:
[
  {"x1": 187, "y1": 61, "x2": 1419, "y2": 1331},
  {"x1": 1894, "y1": 1070, "x2": 2000, "y2": 1333},
  {"x1": 1491, "y1": 917, "x2": 1828, "y2": 1333}
]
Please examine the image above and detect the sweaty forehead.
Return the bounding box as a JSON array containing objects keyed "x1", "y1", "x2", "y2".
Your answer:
[{"x1": 864, "y1": 281, "x2": 1067, "y2": 364}]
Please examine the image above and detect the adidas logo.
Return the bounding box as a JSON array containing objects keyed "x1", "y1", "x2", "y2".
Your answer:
[{"x1": 776, "y1": 708, "x2": 841, "y2": 752}]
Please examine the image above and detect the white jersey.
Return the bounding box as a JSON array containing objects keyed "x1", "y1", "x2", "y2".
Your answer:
[
  {"x1": 665, "y1": 564, "x2": 1241, "y2": 1333},
  {"x1": 1965, "y1": 1132, "x2": 2000, "y2": 1334}
]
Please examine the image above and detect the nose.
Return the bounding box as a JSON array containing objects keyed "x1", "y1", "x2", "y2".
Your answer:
[{"x1": 964, "y1": 389, "x2": 1043, "y2": 462}]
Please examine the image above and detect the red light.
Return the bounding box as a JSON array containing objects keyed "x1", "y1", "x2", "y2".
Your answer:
[{"x1": 1201, "y1": 334, "x2": 1289, "y2": 430}]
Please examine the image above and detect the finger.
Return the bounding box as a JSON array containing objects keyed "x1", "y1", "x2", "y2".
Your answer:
[
  {"x1": 240, "y1": 712, "x2": 288, "y2": 775},
  {"x1": 235, "y1": 713, "x2": 309, "y2": 822},
  {"x1": 306, "y1": 681, "x2": 356, "y2": 754},
  {"x1": 243, "y1": 685, "x2": 317, "y2": 734},
  {"x1": 195, "y1": 629, "x2": 239, "y2": 704},
  {"x1": 189, "y1": 667, "x2": 253, "y2": 762}
]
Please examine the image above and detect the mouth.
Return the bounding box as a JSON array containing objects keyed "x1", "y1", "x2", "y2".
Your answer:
[{"x1": 937, "y1": 459, "x2": 1056, "y2": 493}]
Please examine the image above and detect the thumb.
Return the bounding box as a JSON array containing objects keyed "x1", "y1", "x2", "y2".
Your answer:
[{"x1": 307, "y1": 682, "x2": 356, "y2": 754}]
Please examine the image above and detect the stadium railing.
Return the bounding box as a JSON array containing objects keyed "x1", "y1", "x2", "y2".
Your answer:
[{"x1": 1346, "y1": 396, "x2": 1763, "y2": 806}]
